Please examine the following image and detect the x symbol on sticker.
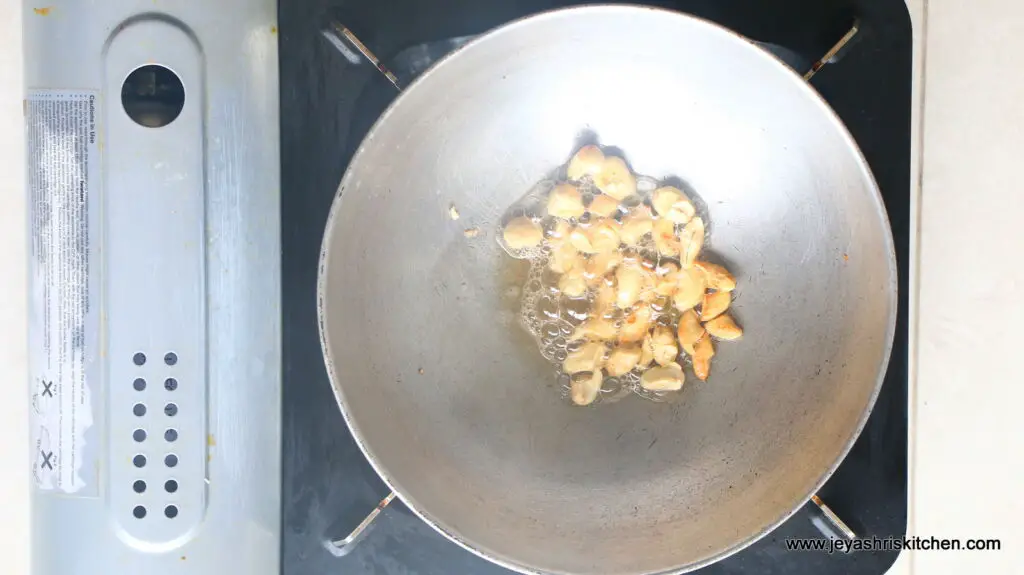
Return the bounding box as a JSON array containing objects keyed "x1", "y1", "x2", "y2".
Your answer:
[
  {"x1": 41, "y1": 381, "x2": 54, "y2": 397},
  {"x1": 40, "y1": 451, "x2": 53, "y2": 470}
]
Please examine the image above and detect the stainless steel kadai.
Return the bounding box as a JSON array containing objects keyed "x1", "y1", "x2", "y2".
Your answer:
[{"x1": 317, "y1": 5, "x2": 897, "y2": 575}]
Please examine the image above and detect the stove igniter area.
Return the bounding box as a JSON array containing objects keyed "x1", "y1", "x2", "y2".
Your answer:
[
  {"x1": 102, "y1": 19, "x2": 207, "y2": 545},
  {"x1": 25, "y1": 1, "x2": 281, "y2": 574}
]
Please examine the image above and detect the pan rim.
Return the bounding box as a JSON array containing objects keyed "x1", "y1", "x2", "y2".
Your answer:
[{"x1": 316, "y1": 4, "x2": 899, "y2": 574}]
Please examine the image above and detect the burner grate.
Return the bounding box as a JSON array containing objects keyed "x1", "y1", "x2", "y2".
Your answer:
[{"x1": 280, "y1": 3, "x2": 911, "y2": 575}]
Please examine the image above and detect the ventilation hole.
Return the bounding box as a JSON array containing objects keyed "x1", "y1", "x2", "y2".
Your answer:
[
  {"x1": 164, "y1": 403, "x2": 178, "y2": 417},
  {"x1": 133, "y1": 480, "x2": 146, "y2": 493},
  {"x1": 133, "y1": 429, "x2": 147, "y2": 442},
  {"x1": 164, "y1": 377, "x2": 178, "y2": 391},
  {"x1": 133, "y1": 403, "x2": 147, "y2": 417},
  {"x1": 164, "y1": 352, "x2": 178, "y2": 366},
  {"x1": 133, "y1": 352, "x2": 146, "y2": 366},
  {"x1": 164, "y1": 505, "x2": 179, "y2": 519},
  {"x1": 133, "y1": 505, "x2": 147, "y2": 519},
  {"x1": 164, "y1": 454, "x2": 178, "y2": 468},
  {"x1": 165, "y1": 479, "x2": 178, "y2": 493},
  {"x1": 122, "y1": 64, "x2": 186, "y2": 128},
  {"x1": 165, "y1": 428, "x2": 178, "y2": 442},
  {"x1": 133, "y1": 378, "x2": 146, "y2": 391},
  {"x1": 133, "y1": 454, "x2": 147, "y2": 468}
]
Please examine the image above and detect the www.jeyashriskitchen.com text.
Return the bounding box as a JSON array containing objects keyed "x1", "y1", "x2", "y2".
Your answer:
[{"x1": 785, "y1": 536, "x2": 1001, "y2": 554}]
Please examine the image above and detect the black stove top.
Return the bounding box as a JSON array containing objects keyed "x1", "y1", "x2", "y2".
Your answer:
[{"x1": 279, "y1": 1, "x2": 912, "y2": 573}]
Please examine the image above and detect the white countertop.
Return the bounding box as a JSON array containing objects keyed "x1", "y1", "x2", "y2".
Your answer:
[
  {"x1": 1, "y1": 0, "x2": 1021, "y2": 572},
  {"x1": 0, "y1": 0, "x2": 31, "y2": 571},
  {"x1": 907, "y1": 0, "x2": 1024, "y2": 572}
]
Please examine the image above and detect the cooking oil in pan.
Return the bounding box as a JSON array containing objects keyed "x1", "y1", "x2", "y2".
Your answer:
[{"x1": 498, "y1": 172, "x2": 705, "y2": 405}]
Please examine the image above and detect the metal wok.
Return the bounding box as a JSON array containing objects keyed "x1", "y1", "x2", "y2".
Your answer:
[{"x1": 318, "y1": 5, "x2": 897, "y2": 574}]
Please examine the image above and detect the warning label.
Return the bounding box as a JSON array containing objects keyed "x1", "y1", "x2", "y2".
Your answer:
[{"x1": 26, "y1": 90, "x2": 99, "y2": 495}]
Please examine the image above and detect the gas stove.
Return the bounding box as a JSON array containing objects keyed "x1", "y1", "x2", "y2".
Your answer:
[
  {"x1": 279, "y1": 1, "x2": 911, "y2": 574},
  {"x1": 21, "y1": 0, "x2": 908, "y2": 573}
]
